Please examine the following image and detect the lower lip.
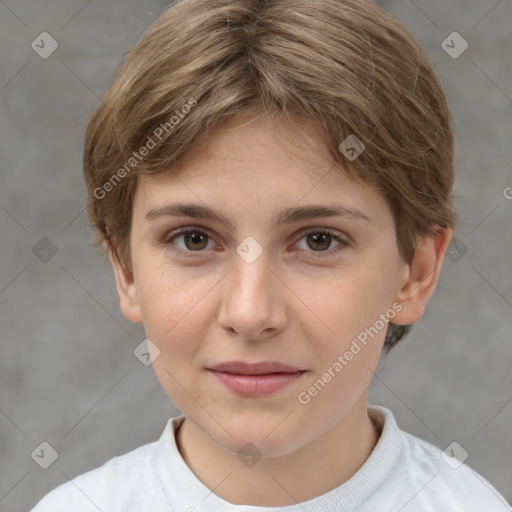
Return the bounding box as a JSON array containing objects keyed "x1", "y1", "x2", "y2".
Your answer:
[{"x1": 207, "y1": 370, "x2": 306, "y2": 396}]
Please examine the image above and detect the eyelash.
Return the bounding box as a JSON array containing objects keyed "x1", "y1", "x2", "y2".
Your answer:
[{"x1": 162, "y1": 226, "x2": 351, "y2": 259}]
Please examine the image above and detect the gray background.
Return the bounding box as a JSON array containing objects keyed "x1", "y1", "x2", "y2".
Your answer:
[{"x1": 0, "y1": 1, "x2": 511, "y2": 510}]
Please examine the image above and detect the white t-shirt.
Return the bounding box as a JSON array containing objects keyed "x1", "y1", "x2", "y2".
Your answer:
[{"x1": 30, "y1": 406, "x2": 511, "y2": 511}]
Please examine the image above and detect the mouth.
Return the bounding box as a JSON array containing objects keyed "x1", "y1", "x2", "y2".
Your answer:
[
  {"x1": 207, "y1": 361, "x2": 304, "y2": 375},
  {"x1": 206, "y1": 361, "x2": 307, "y2": 396}
]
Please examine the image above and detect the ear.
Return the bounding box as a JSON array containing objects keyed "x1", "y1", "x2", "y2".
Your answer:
[
  {"x1": 391, "y1": 227, "x2": 453, "y2": 325},
  {"x1": 109, "y1": 247, "x2": 144, "y2": 324}
]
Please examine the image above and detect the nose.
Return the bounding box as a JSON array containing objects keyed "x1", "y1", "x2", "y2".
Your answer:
[{"x1": 217, "y1": 249, "x2": 288, "y2": 342}]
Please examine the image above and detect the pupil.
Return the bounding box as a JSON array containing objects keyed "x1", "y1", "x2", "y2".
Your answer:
[
  {"x1": 185, "y1": 232, "x2": 207, "y2": 250},
  {"x1": 308, "y1": 233, "x2": 331, "y2": 251}
]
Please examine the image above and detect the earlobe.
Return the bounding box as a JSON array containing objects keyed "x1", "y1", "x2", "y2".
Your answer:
[
  {"x1": 109, "y1": 248, "x2": 144, "y2": 324},
  {"x1": 392, "y1": 228, "x2": 453, "y2": 325}
]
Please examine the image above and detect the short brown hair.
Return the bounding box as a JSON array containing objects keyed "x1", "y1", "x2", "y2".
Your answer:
[{"x1": 83, "y1": 0, "x2": 458, "y2": 349}]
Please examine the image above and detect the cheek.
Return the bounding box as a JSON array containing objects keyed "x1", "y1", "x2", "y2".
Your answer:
[
  {"x1": 136, "y1": 260, "x2": 197, "y2": 345},
  {"x1": 293, "y1": 265, "x2": 392, "y2": 351},
  {"x1": 291, "y1": 269, "x2": 391, "y2": 404},
  {"x1": 137, "y1": 264, "x2": 217, "y2": 412},
  {"x1": 135, "y1": 258, "x2": 223, "y2": 367},
  {"x1": 295, "y1": 275, "x2": 387, "y2": 413},
  {"x1": 137, "y1": 254, "x2": 202, "y2": 320}
]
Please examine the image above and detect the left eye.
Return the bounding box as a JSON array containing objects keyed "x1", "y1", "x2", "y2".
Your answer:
[{"x1": 294, "y1": 230, "x2": 347, "y2": 254}]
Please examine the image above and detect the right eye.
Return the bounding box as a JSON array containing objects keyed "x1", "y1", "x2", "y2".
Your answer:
[{"x1": 163, "y1": 227, "x2": 218, "y2": 257}]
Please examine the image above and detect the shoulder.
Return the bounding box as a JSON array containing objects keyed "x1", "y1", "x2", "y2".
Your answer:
[
  {"x1": 29, "y1": 430, "x2": 167, "y2": 512},
  {"x1": 400, "y1": 422, "x2": 510, "y2": 510},
  {"x1": 369, "y1": 406, "x2": 510, "y2": 511}
]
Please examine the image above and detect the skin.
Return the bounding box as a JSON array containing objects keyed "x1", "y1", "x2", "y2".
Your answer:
[{"x1": 110, "y1": 113, "x2": 452, "y2": 506}]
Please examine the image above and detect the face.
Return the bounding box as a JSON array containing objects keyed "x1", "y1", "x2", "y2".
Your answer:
[{"x1": 112, "y1": 114, "x2": 435, "y2": 457}]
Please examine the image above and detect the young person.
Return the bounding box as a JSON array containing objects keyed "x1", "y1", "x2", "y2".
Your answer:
[{"x1": 31, "y1": 0, "x2": 511, "y2": 510}]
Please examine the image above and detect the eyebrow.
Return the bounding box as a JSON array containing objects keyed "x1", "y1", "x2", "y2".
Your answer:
[{"x1": 144, "y1": 201, "x2": 371, "y2": 230}]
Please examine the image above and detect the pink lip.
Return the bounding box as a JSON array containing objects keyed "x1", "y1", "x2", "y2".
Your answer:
[
  {"x1": 206, "y1": 361, "x2": 306, "y2": 396},
  {"x1": 209, "y1": 361, "x2": 303, "y2": 375}
]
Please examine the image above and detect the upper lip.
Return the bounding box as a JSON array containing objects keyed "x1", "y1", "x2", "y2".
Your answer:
[{"x1": 208, "y1": 361, "x2": 304, "y2": 375}]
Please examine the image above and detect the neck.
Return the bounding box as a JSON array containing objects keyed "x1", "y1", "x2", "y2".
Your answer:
[{"x1": 176, "y1": 398, "x2": 380, "y2": 506}]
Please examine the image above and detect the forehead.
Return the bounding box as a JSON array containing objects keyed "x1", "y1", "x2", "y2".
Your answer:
[
  {"x1": 175, "y1": 114, "x2": 339, "y2": 183},
  {"x1": 133, "y1": 114, "x2": 390, "y2": 230}
]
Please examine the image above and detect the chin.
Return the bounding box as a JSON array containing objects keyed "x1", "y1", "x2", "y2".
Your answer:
[{"x1": 211, "y1": 415, "x2": 305, "y2": 458}]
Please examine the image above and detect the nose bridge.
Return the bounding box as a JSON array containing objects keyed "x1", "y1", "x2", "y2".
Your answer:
[
  {"x1": 219, "y1": 242, "x2": 286, "y2": 339},
  {"x1": 230, "y1": 244, "x2": 274, "y2": 306}
]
